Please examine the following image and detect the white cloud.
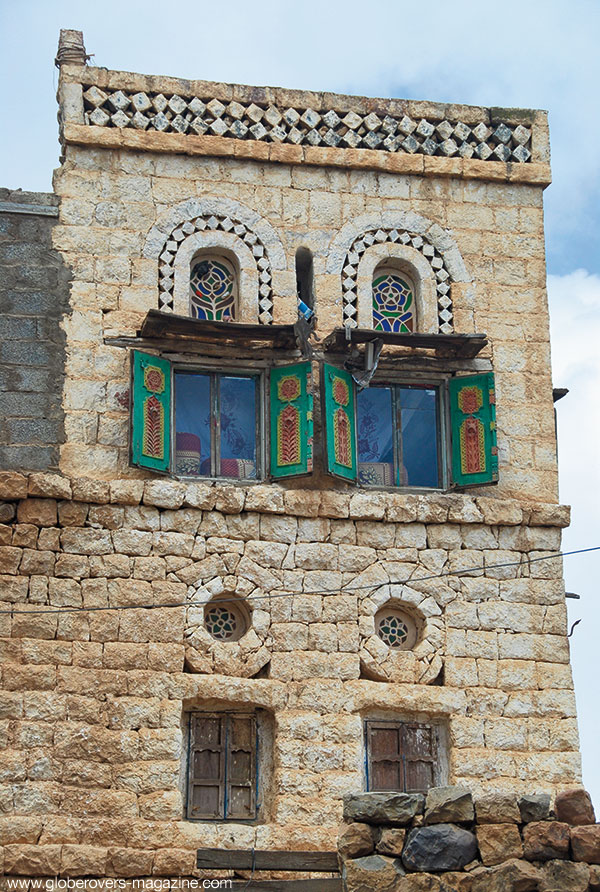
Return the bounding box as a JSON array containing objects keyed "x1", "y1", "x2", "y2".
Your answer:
[{"x1": 548, "y1": 269, "x2": 600, "y2": 808}]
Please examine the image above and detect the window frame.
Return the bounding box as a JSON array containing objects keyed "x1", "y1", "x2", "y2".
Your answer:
[
  {"x1": 186, "y1": 711, "x2": 259, "y2": 822},
  {"x1": 364, "y1": 718, "x2": 442, "y2": 794},
  {"x1": 171, "y1": 362, "x2": 267, "y2": 483},
  {"x1": 356, "y1": 373, "x2": 450, "y2": 492}
]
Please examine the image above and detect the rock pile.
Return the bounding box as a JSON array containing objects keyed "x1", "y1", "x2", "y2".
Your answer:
[{"x1": 339, "y1": 786, "x2": 600, "y2": 891}]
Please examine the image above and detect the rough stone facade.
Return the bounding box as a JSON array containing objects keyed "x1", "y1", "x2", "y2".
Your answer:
[
  {"x1": 0, "y1": 33, "x2": 584, "y2": 886},
  {"x1": 0, "y1": 190, "x2": 70, "y2": 472}
]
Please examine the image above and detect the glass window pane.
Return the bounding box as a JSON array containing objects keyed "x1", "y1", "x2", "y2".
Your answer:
[
  {"x1": 357, "y1": 387, "x2": 394, "y2": 486},
  {"x1": 175, "y1": 373, "x2": 211, "y2": 476},
  {"x1": 219, "y1": 376, "x2": 257, "y2": 479},
  {"x1": 399, "y1": 387, "x2": 439, "y2": 488}
]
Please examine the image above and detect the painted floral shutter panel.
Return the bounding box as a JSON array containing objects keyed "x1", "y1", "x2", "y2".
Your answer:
[
  {"x1": 448, "y1": 372, "x2": 498, "y2": 487},
  {"x1": 131, "y1": 350, "x2": 172, "y2": 472},
  {"x1": 322, "y1": 362, "x2": 357, "y2": 482},
  {"x1": 269, "y1": 362, "x2": 313, "y2": 478}
]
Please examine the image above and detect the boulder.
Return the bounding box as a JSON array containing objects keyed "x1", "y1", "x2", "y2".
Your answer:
[
  {"x1": 470, "y1": 858, "x2": 541, "y2": 892},
  {"x1": 540, "y1": 859, "x2": 590, "y2": 891},
  {"x1": 555, "y1": 789, "x2": 596, "y2": 826},
  {"x1": 518, "y1": 794, "x2": 551, "y2": 823},
  {"x1": 376, "y1": 827, "x2": 406, "y2": 857},
  {"x1": 424, "y1": 785, "x2": 474, "y2": 824},
  {"x1": 477, "y1": 823, "x2": 524, "y2": 866},
  {"x1": 342, "y1": 853, "x2": 405, "y2": 892},
  {"x1": 402, "y1": 824, "x2": 478, "y2": 872},
  {"x1": 338, "y1": 822, "x2": 376, "y2": 859},
  {"x1": 589, "y1": 864, "x2": 600, "y2": 890},
  {"x1": 343, "y1": 792, "x2": 425, "y2": 826},
  {"x1": 522, "y1": 821, "x2": 570, "y2": 861},
  {"x1": 475, "y1": 792, "x2": 521, "y2": 824},
  {"x1": 571, "y1": 824, "x2": 600, "y2": 863}
]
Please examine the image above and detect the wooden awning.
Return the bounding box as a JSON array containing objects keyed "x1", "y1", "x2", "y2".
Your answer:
[
  {"x1": 322, "y1": 328, "x2": 488, "y2": 359},
  {"x1": 137, "y1": 309, "x2": 298, "y2": 349}
]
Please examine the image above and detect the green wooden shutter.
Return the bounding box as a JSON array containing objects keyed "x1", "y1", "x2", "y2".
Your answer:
[
  {"x1": 449, "y1": 372, "x2": 498, "y2": 487},
  {"x1": 131, "y1": 350, "x2": 172, "y2": 472},
  {"x1": 322, "y1": 362, "x2": 357, "y2": 482},
  {"x1": 270, "y1": 362, "x2": 313, "y2": 478}
]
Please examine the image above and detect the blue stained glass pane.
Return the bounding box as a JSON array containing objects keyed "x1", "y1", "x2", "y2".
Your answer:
[
  {"x1": 357, "y1": 387, "x2": 394, "y2": 486},
  {"x1": 372, "y1": 272, "x2": 414, "y2": 333},
  {"x1": 175, "y1": 373, "x2": 211, "y2": 476},
  {"x1": 220, "y1": 376, "x2": 257, "y2": 479},
  {"x1": 399, "y1": 387, "x2": 439, "y2": 487}
]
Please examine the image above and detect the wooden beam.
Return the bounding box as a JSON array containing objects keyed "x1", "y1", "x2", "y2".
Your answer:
[
  {"x1": 196, "y1": 849, "x2": 339, "y2": 871},
  {"x1": 229, "y1": 880, "x2": 342, "y2": 891},
  {"x1": 321, "y1": 327, "x2": 488, "y2": 359}
]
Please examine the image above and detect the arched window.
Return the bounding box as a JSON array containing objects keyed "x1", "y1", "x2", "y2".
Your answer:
[
  {"x1": 189, "y1": 254, "x2": 237, "y2": 322},
  {"x1": 372, "y1": 266, "x2": 416, "y2": 333}
]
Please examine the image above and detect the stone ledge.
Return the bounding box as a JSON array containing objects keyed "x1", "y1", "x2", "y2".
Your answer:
[
  {"x1": 0, "y1": 472, "x2": 571, "y2": 527},
  {"x1": 61, "y1": 123, "x2": 551, "y2": 186}
]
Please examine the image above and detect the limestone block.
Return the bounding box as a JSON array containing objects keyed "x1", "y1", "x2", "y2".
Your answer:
[
  {"x1": 61, "y1": 528, "x2": 113, "y2": 555},
  {"x1": 385, "y1": 494, "x2": 419, "y2": 522},
  {"x1": 540, "y1": 859, "x2": 590, "y2": 890},
  {"x1": 0, "y1": 547, "x2": 22, "y2": 574},
  {"x1": 152, "y1": 847, "x2": 196, "y2": 876},
  {"x1": 143, "y1": 479, "x2": 186, "y2": 509},
  {"x1": 338, "y1": 545, "x2": 377, "y2": 572},
  {"x1": 342, "y1": 853, "x2": 405, "y2": 890},
  {"x1": 270, "y1": 622, "x2": 309, "y2": 651},
  {"x1": 477, "y1": 498, "x2": 523, "y2": 525},
  {"x1": 109, "y1": 480, "x2": 144, "y2": 505},
  {"x1": 61, "y1": 844, "x2": 107, "y2": 876},
  {"x1": 295, "y1": 542, "x2": 339, "y2": 570},
  {"x1": 475, "y1": 792, "x2": 521, "y2": 824},
  {"x1": 571, "y1": 825, "x2": 600, "y2": 863},
  {"x1": 28, "y1": 473, "x2": 72, "y2": 500},
  {"x1": 320, "y1": 491, "x2": 351, "y2": 518},
  {"x1": 470, "y1": 858, "x2": 542, "y2": 892},
  {"x1": 424, "y1": 785, "x2": 474, "y2": 824},
  {"x1": 182, "y1": 482, "x2": 216, "y2": 510},
  {"x1": 344, "y1": 792, "x2": 424, "y2": 826},
  {"x1": 17, "y1": 499, "x2": 58, "y2": 527},
  {"x1": 523, "y1": 821, "x2": 570, "y2": 860},
  {"x1": 106, "y1": 847, "x2": 155, "y2": 877},
  {"x1": 72, "y1": 477, "x2": 110, "y2": 503},
  {"x1": 3, "y1": 844, "x2": 62, "y2": 875},
  {"x1": 245, "y1": 485, "x2": 285, "y2": 513},
  {"x1": 270, "y1": 651, "x2": 359, "y2": 680},
  {"x1": 477, "y1": 823, "x2": 524, "y2": 865},
  {"x1": 0, "y1": 472, "x2": 28, "y2": 500},
  {"x1": 553, "y1": 788, "x2": 596, "y2": 826}
]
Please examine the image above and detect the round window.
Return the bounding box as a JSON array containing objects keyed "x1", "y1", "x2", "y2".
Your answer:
[
  {"x1": 204, "y1": 600, "x2": 248, "y2": 642},
  {"x1": 375, "y1": 607, "x2": 418, "y2": 650}
]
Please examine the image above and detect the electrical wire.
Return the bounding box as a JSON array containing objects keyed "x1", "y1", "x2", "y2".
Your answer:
[{"x1": 0, "y1": 546, "x2": 597, "y2": 616}]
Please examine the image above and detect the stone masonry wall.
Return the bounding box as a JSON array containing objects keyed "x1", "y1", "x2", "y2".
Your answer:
[
  {"x1": 51, "y1": 65, "x2": 559, "y2": 503},
  {"x1": 0, "y1": 471, "x2": 579, "y2": 879},
  {"x1": 0, "y1": 190, "x2": 71, "y2": 473}
]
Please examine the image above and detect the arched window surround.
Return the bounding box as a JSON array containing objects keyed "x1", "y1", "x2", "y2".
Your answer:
[
  {"x1": 356, "y1": 243, "x2": 438, "y2": 332},
  {"x1": 173, "y1": 231, "x2": 260, "y2": 323}
]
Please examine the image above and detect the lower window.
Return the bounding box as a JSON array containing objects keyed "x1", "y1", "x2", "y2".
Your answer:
[
  {"x1": 187, "y1": 712, "x2": 257, "y2": 820},
  {"x1": 366, "y1": 720, "x2": 438, "y2": 793},
  {"x1": 357, "y1": 384, "x2": 441, "y2": 488},
  {"x1": 175, "y1": 371, "x2": 260, "y2": 480}
]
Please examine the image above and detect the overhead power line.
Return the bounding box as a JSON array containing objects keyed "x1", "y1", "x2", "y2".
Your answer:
[{"x1": 0, "y1": 546, "x2": 597, "y2": 616}]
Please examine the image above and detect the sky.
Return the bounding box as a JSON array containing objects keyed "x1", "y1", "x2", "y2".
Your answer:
[{"x1": 1, "y1": 0, "x2": 599, "y2": 806}]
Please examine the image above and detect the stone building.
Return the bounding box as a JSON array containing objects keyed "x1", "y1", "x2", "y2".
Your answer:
[{"x1": 0, "y1": 28, "x2": 585, "y2": 884}]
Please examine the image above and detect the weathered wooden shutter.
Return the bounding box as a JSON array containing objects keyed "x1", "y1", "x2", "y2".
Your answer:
[
  {"x1": 322, "y1": 363, "x2": 357, "y2": 481},
  {"x1": 367, "y1": 721, "x2": 436, "y2": 793},
  {"x1": 448, "y1": 372, "x2": 498, "y2": 487},
  {"x1": 188, "y1": 714, "x2": 226, "y2": 819},
  {"x1": 226, "y1": 714, "x2": 257, "y2": 820},
  {"x1": 270, "y1": 362, "x2": 313, "y2": 478},
  {"x1": 131, "y1": 350, "x2": 172, "y2": 472}
]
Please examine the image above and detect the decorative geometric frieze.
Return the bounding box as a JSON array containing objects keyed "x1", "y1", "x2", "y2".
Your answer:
[
  {"x1": 82, "y1": 87, "x2": 533, "y2": 163},
  {"x1": 158, "y1": 214, "x2": 274, "y2": 323},
  {"x1": 342, "y1": 229, "x2": 455, "y2": 333}
]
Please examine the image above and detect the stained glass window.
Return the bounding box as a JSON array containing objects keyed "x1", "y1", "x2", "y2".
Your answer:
[
  {"x1": 372, "y1": 268, "x2": 415, "y2": 333},
  {"x1": 375, "y1": 607, "x2": 418, "y2": 650},
  {"x1": 204, "y1": 602, "x2": 248, "y2": 642},
  {"x1": 190, "y1": 256, "x2": 236, "y2": 322}
]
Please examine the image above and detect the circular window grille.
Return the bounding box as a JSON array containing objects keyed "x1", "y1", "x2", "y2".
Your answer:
[
  {"x1": 375, "y1": 607, "x2": 418, "y2": 650},
  {"x1": 204, "y1": 601, "x2": 248, "y2": 642}
]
